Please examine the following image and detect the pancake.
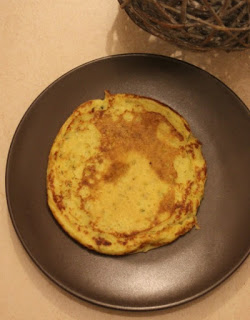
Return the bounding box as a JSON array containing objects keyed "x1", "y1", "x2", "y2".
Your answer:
[{"x1": 47, "y1": 91, "x2": 206, "y2": 255}]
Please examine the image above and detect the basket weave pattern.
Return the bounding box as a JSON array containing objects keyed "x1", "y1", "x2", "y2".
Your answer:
[{"x1": 119, "y1": 0, "x2": 250, "y2": 50}]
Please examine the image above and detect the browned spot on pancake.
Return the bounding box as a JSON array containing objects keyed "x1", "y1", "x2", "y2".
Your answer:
[
  {"x1": 47, "y1": 171, "x2": 54, "y2": 188},
  {"x1": 173, "y1": 202, "x2": 183, "y2": 211},
  {"x1": 196, "y1": 165, "x2": 207, "y2": 182},
  {"x1": 137, "y1": 241, "x2": 150, "y2": 250},
  {"x1": 186, "y1": 147, "x2": 195, "y2": 159},
  {"x1": 193, "y1": 140, "x2": 201, "y2": 148},
  {"x1": 185, "y1": 201, "x2": 193, "y2": 214},
  {"x1": 80, "y1": 197, "x2": 86, "y2": 210},
  {"x1": 79, "y1": 196, "x2": 87, "y2": 213},
  {"x1": 106, "y1": 93, "x2": 115, "y2": 107},
  {"x1": 184, "y1": 123, "x2": 191, "y2": 132},
  {"x1": 175, "y1": 212, "x2": 182, "y2": 220},
  {"x1": 47, "y1": 171, "x2": 66, "y2": 211},
  {"x1": 87, "y1": 220, "x2": 104, "y2": 234},
  {"x1": 186, "y1": 141, "x2": 202, "y2": 159},
  {"x1": 104, "y1": 161, "x2": 130, "y2": 183},
  {"x1": 117, "y1": 239, "x2": 128, "y2": 246},
  {"x1": 158, "y1": 189, "x2": 175, "y2": 214},
  {"x1": 53, "y1": 193, "x2": 65, "y2": 210},
  {"x1": 93, "y1": 237, "x2": 112, "y2": 246},
  {"x1": 113, "y1": 230, "x2": 140, "y2": 239},
  {"x1": 66, "y1": 119, "x2": 76, "y2": 133},
  {"x1": 184, "y1": 181, "x2": 194, "y2": 201},
  {"x1": 85, "y1": 244, "x2": 94, "y2": 250},
  {"x1": 54, "y1": 151, "x2": 58, "y2": 160},
  {"x1": 97, "y1": 156, "x2": 103, "y2": 164},
  {"x1": 169, "y1": 124, "x2": 184, "y2": 141},
  {"x1": 80, "y1": 164, "x2": 98, "y2": 187}
]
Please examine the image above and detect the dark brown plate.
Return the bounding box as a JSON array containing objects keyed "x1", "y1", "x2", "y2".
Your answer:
[{"x1": 6, "y1": 54, "x2": 250, "y2": 311}]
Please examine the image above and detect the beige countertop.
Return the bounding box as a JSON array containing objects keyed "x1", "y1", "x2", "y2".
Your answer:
[{"x1": 0, "y1": 1, "x2": 249, "y2": 319}]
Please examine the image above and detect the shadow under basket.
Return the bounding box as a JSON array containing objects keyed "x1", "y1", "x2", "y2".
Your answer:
[{"x1": 118, "y1": 0, "x2": 250, "y2": 51}]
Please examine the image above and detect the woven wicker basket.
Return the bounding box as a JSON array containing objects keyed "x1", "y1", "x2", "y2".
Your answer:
[{"x1": 119, "y1": 0, "x2": 250, "y2": 51}]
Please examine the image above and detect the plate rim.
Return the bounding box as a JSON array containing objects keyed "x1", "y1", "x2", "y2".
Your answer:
[{"x1": 5, "y1": 53, "x2": 250, "y2": 311}]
